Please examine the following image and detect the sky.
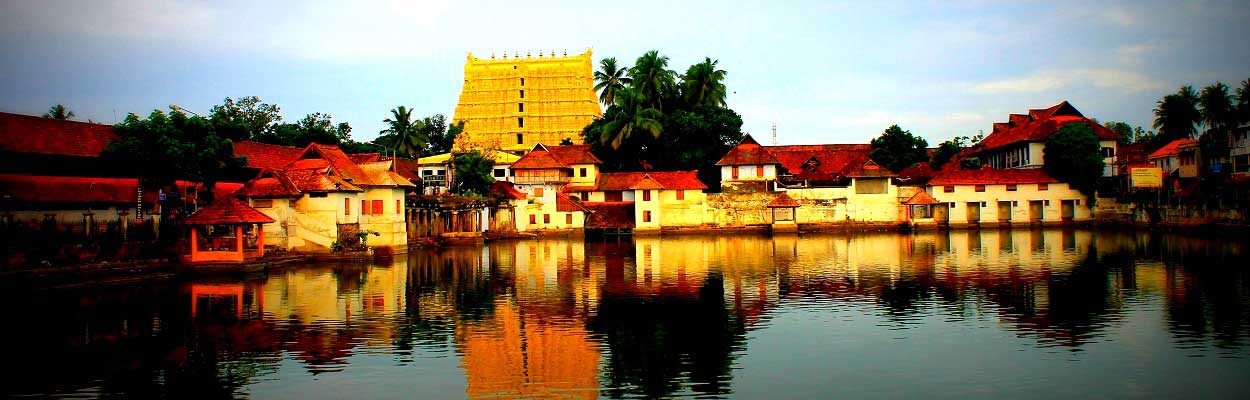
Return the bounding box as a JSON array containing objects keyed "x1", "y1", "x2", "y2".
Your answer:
[{"x1": 2, "y1": 0, "x2": 1248, "y2": 146}]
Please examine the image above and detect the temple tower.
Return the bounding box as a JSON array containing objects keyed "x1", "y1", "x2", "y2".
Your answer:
[{"x1": 452, "y1": 48, "x2": 603, "y2": 153}]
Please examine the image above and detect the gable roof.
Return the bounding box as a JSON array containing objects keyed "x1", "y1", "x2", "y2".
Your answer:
[
  {"x1": 0, "y1": 112, "x2": 117, "y2": 157},
  {"x1": 184, "y1": 197, "x2": 276, "y2": 225},
  {"x1": 348, "y1": 153, "x2": 381, "y2": 163},
  {"x1": 903, "y1": 190, "x2": 941, "y2": 205},
  {"x1": 555, "y1": 191, "x2": 590, "y2": 212},
  {"x1": 572, "y1": 170, "x2": 707, "y2": 192},
  {"x1": 767, "y1": 192, "x2": 801, "y2": 208},
  {"x1": 288, "y1": 143, "x2": 373, "y2": 185},
  {"x1": 510, "y1": 146, "x2": 568, "y2": 169},
  {"x1": 843, "y1": 159, "x2": 895, "y2": 178},
  {"x1": 547, "y1": 144, "x2": 601, "y2": 165},
  {"x1": 511, "y1": 144, "x2": 601, "y2": 170},
  {"x1": 1147, "y1": 139, "x2": 1199, "y2": 160},
  {"x1": 976, "y1": 102, "x2": 1120, "y2": 152},
  {"x1": 717, "y1": 134, "x2": 781, "y2": 166},
  {"x1": 232, "y1": 141, "x2": 304, "y2": 170},
  {"x1": 766, "y1": 144, "x2": 872, "y2": 182},
  {"x1": 583, "y1": 202, "x2": 635, "y2": 228},
  {"x1": 488, "y1": 181, "x2": 526, "y2": 200},
  {"x1": 358, "y1": 160, "x2": 417, "y2": 187},
  {"x1": 237, "y1": 169, "x2": 303, "y2": 198},
  {"x1": 928, "y1": 167, "x2": 1059, "y2": 186}
]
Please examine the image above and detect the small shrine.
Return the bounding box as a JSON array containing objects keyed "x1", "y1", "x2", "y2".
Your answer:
[
  {"x1": 767, "y1": 192, "x2": 801, "y2": 233},
  {"x1": 183, "y1": 198, "x2": 275, "y2": 263}
]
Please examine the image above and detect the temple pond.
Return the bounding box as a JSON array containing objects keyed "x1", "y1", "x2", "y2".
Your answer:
[{"x1": 5, "y1": 229, "x2": 1249, "y2": 398}]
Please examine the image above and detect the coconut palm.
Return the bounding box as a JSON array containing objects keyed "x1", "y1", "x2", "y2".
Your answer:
[
  {"x1": 1199, "y1": 82, "x2": 1235, "y2": 133},
  {"x1": 594, "y1": 57, "x2": 632, "y2": 108},
  {"x1": 43, "y1": 104, "x2": 74, "y2": 120},
  {"x1": 599, "y1": 88, "x2": 663, "y2": 150},
  {"x1": 628, "y1": 50, "x2": 677, "y2": 110},
  {"x1": 681, "y1": 57, "x2": 728, "y2": 108},
  {"x1": 1235, "y1": 78, "x2": 1250, "y2": 124},
  {"x1": 381, "y1": 106, "x2": 428, "y2": 158},
  {"x1": 1153, "y1": 86, "x2": 1201, "y2": 143}
]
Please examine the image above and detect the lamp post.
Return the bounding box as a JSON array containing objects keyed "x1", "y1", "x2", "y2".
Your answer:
[{"x1": 169, "y1": 104, "x2": 200, "y2": 117}]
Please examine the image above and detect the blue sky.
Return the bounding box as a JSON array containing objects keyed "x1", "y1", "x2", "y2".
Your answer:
[{"x1": 2, "y1": 0, "x2": 1248, "y2": 145}]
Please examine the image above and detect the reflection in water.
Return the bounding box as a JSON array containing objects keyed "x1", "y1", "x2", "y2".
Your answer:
[{"x1": 3, "y1": 229, "x2": 1249, "y2": 398}]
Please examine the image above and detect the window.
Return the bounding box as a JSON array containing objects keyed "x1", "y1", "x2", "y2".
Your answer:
[
  {"x1": 373, "y1": 200, "x2": 384, "y2": 215},
  {"x1": 520, "y1": 77, "x2": 525, "y2": 86},
  {"x1": 731, "y1": 166, "x2": 739, "y2": 180},
  {"x1": 974, "y1": 185, "x2": 986, "y2": 192},
  {"x1": 396, "y1": 200, "x2": 401, "y2": 214},
  {"x1": 494, "y1": 168, "x2": 506, "y2": 177},
  {"x1": 422, "y1": 170, "x2": 433, "y2": 176},
  {"x1": 518, "y1": 103, "x2": 524, "y2": 112},
  {"x1": 1006, "y1": 184, "x2": 1017, "y2": 191},
  {"x1": 1038, "y1": 183, "x2": 1049, "y2": 191},
  {"x1": 252, "y1": 199, "x2": 273, "y2": 208},
  {"x1": 310, "y1": 192, "x2": 328, "y2": 198},
  {"x1": 543, "y1": 214, "x2": 550, "y2": 224},
  {"x1": 943, "y1": 185, "x2": 954, "y2": 193},
  {"x1": 579, "y1": 168, "x2": 587, "y2": 177},
  {"x1": 642, "y1": 190, "x2": 651, "y2": 201},
  {"x1": 529, "y1": 215, "x2": 536, "y2": 224},
  {"x1": 361, "y1": 199, "x2": 368, "y2": 215},
  {"x1": 519, "y1": 90, "x2": 525, "y2": 98},
  {"x1": 676, "y1": 190, "x2": 685, "y2": 200},
  {"x1": 643, "y1": 210, "x2": 652, "y2": 222},
  {"x1": 1102, "y1": 147, "x2": 1115, "y2": 158},
  {"x1": 605, "y1": 191, "x2": 623, "y2": 202},
  {"x1": 912, "y1": 205, "x2": 931, "y2": 219},
  {"x1": 533, "y1": 187, "x2": 544, "y2": 197},
  {"x1": 516, "y1": 133, "x2": 524, "y2": 144},
  {"x1": 517, "y1": 117, "x2": 524, "y2": 128},
  {"x1": 855, "y1": 178, "x2": 887, "y2": 194},
  {"x1": 345, "y1": 198, "x2": 352, "y2": 215},
  {"x1": 566, "y1": 213, "x2": 573, "y2": 224}
]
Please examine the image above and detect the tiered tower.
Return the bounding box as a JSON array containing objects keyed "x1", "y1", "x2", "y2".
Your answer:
[{"x1": 452, "y1": 49, "x2": 603, "y2": 153}]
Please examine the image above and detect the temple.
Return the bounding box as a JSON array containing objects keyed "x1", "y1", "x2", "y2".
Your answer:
[{"x1": 451, "y1": 49, "x2": 602, "y2": 153}]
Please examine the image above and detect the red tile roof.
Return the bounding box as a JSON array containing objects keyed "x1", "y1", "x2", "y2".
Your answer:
[
  {"x1": 488, "y1": 181, "x2": 526, "y2": 200},
  {"x1": 281, "y1": 168, "x2": 363, "y2": 192},
  {"x1": 392, "y1": 158, "x2": 423, "y2": 182},
  {"x1": 897, "y1": 163, "x2": 936, "y2": 180},
  {"x1": 547, "y1": 144, "x2": 602, "y2": 165},
  {"x1": 717, "y1": 134, "x2": 781, "y2": 166},
  {"x1": 766, "y1": 192, "x2": 801, "y2": 208},
  {"x1": 928, "y1": 167, "x2": 1059, "y2": 185},
  {"x1": 976, "y1": 102, "x2": 1120, "y2": 152},
  {"x1": 184, "y1": 197, "x2": 275, "y2": 225},
  {"x1": 903, "y1": 190, "x2": 941, "y2": 205},
  {"x1": 0, "y1": 112, "x2": 117, "y2": 157},
  {"x1": 584, "y1": 202, "x2": 635, "y2": 228},
  {"x1": 358, "y1": 160, "x2": 417, "y2": 187},
  {"x1": 0, "y1": 173, "x2": 138, "y2": 205},
  {"x1": 767, "y1": 144, "x2": 872, "y2": 182},
  {"x1": 1147, "y1": 139, "x2": 1198, "y2": 160},
  {"x1": 556, "y1": 192, "x2": 590, "y2": 212},
  {"x1": 237, "y1": 170, "x2": 302, "y2": 198},
  {"x1": 510, "y1": 147, "x2": 567, "y2": 169},
  {"x1": 232, "y1": 141, "x2": 304, "y2": 170},
  {"x1": 843, "y1": 159, "x2": 895, "y2": 178},
  {"x1": 582, "y1": 171, "x2": 707, "y2": 191},
  {"x1": 511, "y1": 144, "x2": 602, "y2": 170},
  {"x1": 349, "y1": 153, "x2": 381, "y2": 163}
]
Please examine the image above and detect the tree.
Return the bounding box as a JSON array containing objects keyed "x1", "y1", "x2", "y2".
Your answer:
[
  {"x1": 681, "y1": 57, "x2": 728, "y2": 108},
  {"x1": 1153, "y1": 86, "x2": 1201, "y2": 143},
  {"x1": 102, "y1": 110, "x2": 246, "y2": 204},
  {"x1": 209, "y1": 96, "x2": 282, "y2": 141},
  {"x1": 1236, "y1": 78, "x2": 1250, "y2": 124},
  {"x1": 1102, "y1": 121, "x2": 1134, "y2": 144},
  {"x1": 43, "y1": 104, "x2": 74, "y2": 120},
  {"x1": 422, "y1": 114, "x2": 462, "y2": 155},
  {"x1": 628, "y1": 50, "x2": 677, "y2": 110},
  {"x1": 452, "y1": 151, "x2": 495, "y2": 196},
  {"x1": 868, "y1": 125, "x2": 928, "y2": 172},
  {"x1": 659, "y1": 106, "x2": 744, "y2": 189},
  {"x1": 1197, "y1": 82, "x2": 1236, "y2": 165},
  {"x1": 1043, "y1": 123, "x2": 1105, "y2": 196},
  {"x1": 594, "y1": 57, "x2": 632, "y2": 107},
  {"x1": 929, "y1": 136, "x2": 968, "y2": 169},
  {"x1": 381, "y1": 106, "x2": 427, "y2": 158},
  {"x1": 598, "y1": 88, "x2": 664, "y2": 150},
  {"x1": 1133, "y1": 126, "x2": 1157, "y2": 145}
]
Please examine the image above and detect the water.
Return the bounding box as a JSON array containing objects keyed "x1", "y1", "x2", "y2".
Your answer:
[{"x1": 4, "y1": 229, "x2": 1249, "y2": 399}]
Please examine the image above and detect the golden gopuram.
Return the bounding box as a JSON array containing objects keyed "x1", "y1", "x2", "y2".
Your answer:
[{"x1": 452, "y1": 48, "x2": 603, "y2": 153}]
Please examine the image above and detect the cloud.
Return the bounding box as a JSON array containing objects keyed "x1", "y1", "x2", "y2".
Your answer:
[
  {"x1": 1115, "y1": 42, "x2": 1163, "y2": 65},
  {"x1": 969, "y1": 69, "x2": 1163, "y2": 94},
  {"x1": 1102, "y1": 7, "x2": 1145, "y2": 27}
]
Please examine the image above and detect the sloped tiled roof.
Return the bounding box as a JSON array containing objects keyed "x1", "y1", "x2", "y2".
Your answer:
[
  {"x1": 281, "y1": 168, "x2": 363, "y2": 192},
  {"x1": 767, "y1": 144, "x2": 872, "y2": 181},
  {"x1": 0, "y1": 173, "x2": 138, "y2": 204},
  {"x1": 511, "y1": 147, "x2": 568, "y2": 169},
  {"x1": 237, "y1": 170, "x2": 302, "y2": 198},
  {"x1": 717, "y1": 134, "x2": 781, "y2": 166},
  {"x1": 555, "y1": 192, "x2": 590, "y2": 212},
  {"x1": 392, "y1": 158, "x2": 423, "y2": 182},
  {"x1": 844, "y1": 159, "x2": 895, "y2": 178},
  {"x1": 511, "y1": 144, "x2": 601, "y2": 169},
  {"x1": 288, "y1": 143, "x2": 373, "y2": 185},
  {"x1": 976, "y1": 101, "x2": 1120, "y2": 152},
  {"x1": 928, "y1": 167, "x2": 1059, "y2": 185},
  {"x1": 547, "y1": 144, "x2": 601, "y2": 165},
  {"x1": 897, "y1": 163, "x2": 936, "y2": 182},
  {"x1": 185, "y1": 197, "x2": 276, "y2": 225},
  {"x1": 358, "y1": 160, "x2": 417, "y2": 187},
  {"x1": 580, "y1": 171, "x2": 708, "y2": 191},
  {"x1": 349, "y1": 153, "x2": 381, "y2": 163},
  {"x1": 766, "y1": 192, "x2": 801, "y2": 208},
  {"x1": 488, "y1": 181, "x2": 526, "y2": 200},
  {"x1": 232, "y1": 141, "x2": 304, "y2": 170},
  {"x1": 0, "y1": 112, "x2": 117, "y2": 157},
  {"x1": 903, "y1": 190, "x2": 941, "y2": 205},
  {"x1": 583, "y1": 202, "x2": 635, "y2": 228},
  {"x1": 1147, "y1": 139, "x2": 1198, "y2": 160}
]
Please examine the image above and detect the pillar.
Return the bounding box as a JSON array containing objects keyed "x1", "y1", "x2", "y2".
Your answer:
[
  {"x1": 235, "y1": 225, "x2": 244, "y2": 260},
  {"x1": 256, "y1": 223, "x2": 265, "y2": 257},
  {"x1": 190, "y1": 227, "x2": 199, "y2": 259}
]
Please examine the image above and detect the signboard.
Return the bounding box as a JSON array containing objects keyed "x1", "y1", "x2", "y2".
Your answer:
[{"x1": 1130, "y1": 167, "x2": 1163, "y2": 188}]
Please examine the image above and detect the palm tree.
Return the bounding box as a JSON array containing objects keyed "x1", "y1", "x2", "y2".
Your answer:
[
  {"x1": 1199, "y1": 82, "x2": 1235, "y2": 133},
  {"x1": 628, "y1": 50, "x2": 677, "y2": 110},
  {"x1": 681, "y1": 57, "x2": 728, "y2": 108},
  {"x1": 594, "y1": 57, "x2": 632, "y2": 107},
  {"x1": 1153, "y1": 86, "x2": 1201, "y2": 143},
  {"x1": 599, "y1": 88, "x2": 663, "y2": 150},
  {"x1": 1235, "y1": 78, "x2": 1250, "y2": 124},
  {"x1": 43, "y1": 104, "x2": 74, "y2": 120},
  {"x1": 381, "y1": 106, "x2": 428, "y2": 158}
]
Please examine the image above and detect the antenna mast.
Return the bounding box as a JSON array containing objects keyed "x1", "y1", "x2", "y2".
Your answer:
[{"x1": 771, "y1": 122, "x2": 777, "y2": 145}]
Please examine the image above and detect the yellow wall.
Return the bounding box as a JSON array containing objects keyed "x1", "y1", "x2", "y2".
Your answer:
[
  {"x1": 928, "y1": 182, "x2": 1090, "y2": 225},
  {"x1": 452, "y1": 50, "x2": 602, "y2": 152},
  {"x1": 569, "y1": 164, "x2": 598, "y2": 185}
]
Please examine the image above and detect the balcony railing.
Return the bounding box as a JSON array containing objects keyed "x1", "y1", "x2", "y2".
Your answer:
[{"x1": 513, "y1": 175, "x2": 570, "y2": 184}]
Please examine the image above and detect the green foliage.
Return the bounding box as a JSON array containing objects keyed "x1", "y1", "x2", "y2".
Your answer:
[
  {"x1": 1153, "y1": 86, "x2": 1201, "y2": 143},
  {"x1": 257, "y1": 112, "x2": 355, "y2": 147},
  {"x1": 681, "y1": 57, "x2": 727, "y2": 108},
  {"x1": 1198, "y1": 82, "x2": 1236, "y2": 161},
  {"x1": 869, "y1": 125, "x2": 929, "y2": 172},
  {"x1": 452, "y1": 151, "x2": 495, "y2": 196},
  {"x1": 1237, "y1": 78, "x2": 1250, "y2": 124},
  {"x1": 598, "y1": 88, "x2": 664, "y2": 150},
  {"x1": 959, "y1": 157, "x2": 983, "y2": 170},
  {"x1": 1043, "y1": 123, "x2": 1105, "y2": 196},
  {"x1": 929, "y1": 135, "x2": 977, "y2": 169},
  {"x1": 209, "y1": 96, "x2": 282, "y2": 141},
  {"x1": 422, "y1": 114, "x2": 463, "y2": 155},
  {"x1": 380, "y1": 106, "x2": 428, "y2": 158},
  {"x1": 1102, "y1": 121, "x2": 1134, "y2": 144},
  {"x1": 1133, "y1": 126, "x2": 1157, "y2": 146},
  {"x1": 43, "y1": 104, "x2": 74, "y2": 120},
  {"x1": 594, "y1": 57, "x2": 632, "y2": 107},
  {"x1": 628, "y1": 50, "x2": 678, "y2": 111},
  {"x1": 102, "y1": 110, "x2": 246, "y2": 203}
]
